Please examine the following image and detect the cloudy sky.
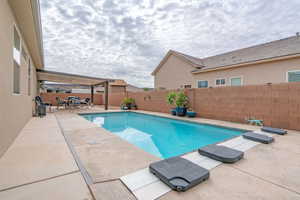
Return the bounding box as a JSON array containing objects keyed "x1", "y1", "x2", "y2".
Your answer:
[{"x1": 40, "y1": 0, "x2": 300, "y2": 88}]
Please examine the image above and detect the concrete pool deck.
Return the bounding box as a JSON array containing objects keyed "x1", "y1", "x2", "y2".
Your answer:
[{"x1": 0, "y1": 106, "x2": 299, "y2": 199}]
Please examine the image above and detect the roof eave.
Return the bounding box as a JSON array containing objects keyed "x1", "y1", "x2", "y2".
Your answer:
[
  {"x1": 151, "y1": 50, "x2": 203, "y2": 75},
  {"x1": 31, "y1": 0, "x2": 44, "y2": 68},
  {"x1": 8, "y1": 0, "x2": 44, "y2": 69},
  {"x1": 192, "y1": 53, "x2": 300, "y2": 74}
]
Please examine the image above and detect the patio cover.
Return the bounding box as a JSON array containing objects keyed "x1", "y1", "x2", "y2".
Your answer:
[{"x1": 37, "y1": 69, "x2": 114, "y2": 109}]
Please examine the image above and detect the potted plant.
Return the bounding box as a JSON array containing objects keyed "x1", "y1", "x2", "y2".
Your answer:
[
  {"x1": 166, "y1": 92, "x2": 189, "y2": 116},
  {"x1": 166, "y1": 92, "x2": 177, "y2": 115},
  {"x1": 121, "y1": 97, "x2": 135, "y2": 110},
  {"x1": 186, "y1": 108, "x2": 197, "y2": 118},
  {"x1": 175, "y1": 92, "x2": 189, "y2": 116}
]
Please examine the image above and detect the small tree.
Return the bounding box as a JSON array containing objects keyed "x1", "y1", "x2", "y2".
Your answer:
[
  {"x1": 175, "y1": 92, "x2": 189, "y2": 107},
  {"x1": 166, "y1": 92, "x2": 188, "y2": 108},
  {"x1": 122, "y1": 97, "x2": 135, "y2": 106},
  {"x1": 166, "y1": 92, "x2": 176, "y2": 106}
]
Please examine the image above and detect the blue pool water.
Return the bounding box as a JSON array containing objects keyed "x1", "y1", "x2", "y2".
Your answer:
[{"x1": 81, "y1": 112, "x2": 245, "y2": 159}]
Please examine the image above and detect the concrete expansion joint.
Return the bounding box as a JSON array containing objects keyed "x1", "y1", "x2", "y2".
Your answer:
[
  {"x1": 230, "y1": 165, "x2": 300, "y2": 196},
  {"x1": 54, "y1": 114, "x2": 94, "y2": 185},
  {"x1": 0, "y1": 170, "x2": 79, "y2": 193},
  {"x1": 93, "y1": 178, "x2": 120, "y2": 184}
]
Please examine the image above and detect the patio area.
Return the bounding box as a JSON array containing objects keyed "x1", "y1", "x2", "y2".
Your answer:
[{"x1": 0, "y1": 106, "x2": 299, "y2": 200}]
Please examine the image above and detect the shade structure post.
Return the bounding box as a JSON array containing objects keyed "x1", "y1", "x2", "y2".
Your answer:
[
  {"x1": 104, "y1": 81, "x2": 109, "y2": 110},
  {"x1": 91, "y1": 85, "x2": 94, "y2": 105}
]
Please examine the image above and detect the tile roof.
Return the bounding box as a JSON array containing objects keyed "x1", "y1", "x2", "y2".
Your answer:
[
  {"x1": 194, "y1": 35, "x2": 300, "y2": 72},
  {"x1": 172, "y1": 50, "x2": 205, "y2": 67},
  {"x1": 152, "y1": 35, "x2": 300, "y2": 75}
]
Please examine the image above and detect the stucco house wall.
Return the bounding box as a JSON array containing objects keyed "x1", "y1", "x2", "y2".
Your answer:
[
  {"x1": 0, "y1": 0, "x2": 38, "y2": 157},
  {"x1": 154, "y1": 54, "x2": 196, "y2": 89},
  {"x1": 193, "y1": 57, "x2": 300, "y2": 87}
]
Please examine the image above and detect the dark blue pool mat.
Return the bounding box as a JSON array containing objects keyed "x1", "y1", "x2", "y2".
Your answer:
[
  {"x1": 198, "y1": 144, "x2": 244, "y2": 163},
  {"x1": 261, "y1": 126, "x2": 287, "y2": 135},
  {"x1": 243, "y1": 132, "x2": 274, "y2": 144},
  {"x1": 149, "y1": 157, "x2": 209, "y2": 192}
]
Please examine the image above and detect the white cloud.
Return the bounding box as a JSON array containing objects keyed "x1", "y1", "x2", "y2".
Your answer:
[{"x1": 40, "y1": 0, "x2": 300, "y2": 88}]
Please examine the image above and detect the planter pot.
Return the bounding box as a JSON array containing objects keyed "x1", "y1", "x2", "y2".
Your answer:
[
  {"x1": 126, "y1": 104, "x2": 132, "y2": 110},
  {"x1": 131, "y1": 105, "x2": 138, "y2": 110},
  {"x1": 176, "y1": 107, "x2": 187, "y2": 116},
  {"x1": 187, "y1": 111, "x2": 197, "y2": 118},
  {"x1": 121, "y1": 106, "x2": 128, "y2": 110},
  {"x1": 171, "y1": 109, "x2": 176, "y2": 115}
]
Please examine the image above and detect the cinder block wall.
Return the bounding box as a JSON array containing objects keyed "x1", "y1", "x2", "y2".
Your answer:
[
  {"x1": 108, "y1": 92, "x2": 128, "y2": 106},
  {"x1": 109, "y1": 82, "x2": 300, "y2": 131},
  {"x1": 41, "y1": 93, "x2": 103, "y2": 105}
]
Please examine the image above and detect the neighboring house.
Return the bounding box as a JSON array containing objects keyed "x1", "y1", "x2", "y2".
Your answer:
[
  {"x1": 96, "y1": 80, "x2": 127, "y2": 93},
  {"x1": 152, "y1": 34, "x2": 300, "y2": 89},
  {"x1": 126, "y1": 84, "x2": 144, "y2": 92},
  {"x1": 0, "y1": 0, "x2": 44, "y2": 156}
]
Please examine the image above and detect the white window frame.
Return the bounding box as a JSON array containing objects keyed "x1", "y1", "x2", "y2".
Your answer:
[
  {"x1": 12, "y1": 24, "x2": 22, "y2": 95},
  {"x1": 286, "y1": 70, "x2": 300, "y2": 82},
  {"x1": 197, "y1": 80, "x2": 209, "y2": 88},
  {"x1": 215, "y1": 77, "x2": 226, "y2": 86},
  {"x1": 230, "y1": 76, "x2": 243, "y2": 86}
]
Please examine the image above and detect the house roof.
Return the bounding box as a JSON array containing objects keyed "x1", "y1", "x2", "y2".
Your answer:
[
  {"x1": 151, "y1": 50, "x2": 204, "y2": 75},
  {"x1": 152, "y1": 35, "x2": 300, "y2": 75},
  {"x1": 109, "y1": 79, "x2": 127, "y2": 86}
]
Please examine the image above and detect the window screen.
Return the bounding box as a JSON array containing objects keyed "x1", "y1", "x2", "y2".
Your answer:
[
  {"x1": 13, "y1": 61, "x2": 20, "y2": 94},
  {"x1": 13, "y1": 27, "x2": 21, "y2": 94},
  {"x1": 198, "y1": 80, "x2": 208, "y2": 88},
  {"x1": 216, "y1": 78, "x2": 225, "y2": 85},
  {"x1": 231, "y1": 77, "x2": 242, "y2": 86},
  {"x1": 288, "y1": 71, "x2": 300, "y2": 82}
]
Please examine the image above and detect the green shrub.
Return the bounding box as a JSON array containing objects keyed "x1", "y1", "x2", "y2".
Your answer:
[
  {"x1": 166, "y1": 91, "x2": 189, "y2": 108},
  {"x1": 122, "y1": 97, "x2": 135, "y2": 105},
  {"x1": 175, "y1": 92, "x2": 188, "y2": 107},
  {"x1": 166, "y1": 92, "x2": 176, "y2": 106}
]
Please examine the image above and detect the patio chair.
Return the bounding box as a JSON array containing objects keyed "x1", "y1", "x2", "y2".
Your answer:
[
  {"x1": 55, "y1": 97, "x2": 67, "y2": 109},
  {"x1": 80, "y1": 98, "x2": 91, "y2": 107},
  {"x1": 68, "y1": 96, "x2": 81, "y2": 108},
  {"x1": 35, "y1": 96, "x2": 52, "y2": 117}
]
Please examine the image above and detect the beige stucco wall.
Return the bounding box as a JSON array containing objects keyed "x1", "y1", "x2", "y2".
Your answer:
[
  {"x1": 154, "y1": 53, "x2": 300, "y2": 89},
  {"x1": 193, "y1": 57, "x2": 300, "y2": 87},
  {"x1": 154, "y1": 55, "x2": 196, "y2": 89},
  {"x1": 0, "y1": 0, "x2": 38, "y2": 157}
]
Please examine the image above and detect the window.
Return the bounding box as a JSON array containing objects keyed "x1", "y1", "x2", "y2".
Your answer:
[
  {"x1": 28, "y1": 59, "x2": 31, "y2": 95},
  {"x1": 216, "y1": 78, "x2": 226, "y2": 86},
  {"x1": 230, "y1": 77, "x2": 242, "y2": 86},
  {"x1": 184, "y1": 84, "x2": 192, "y2": 88},
  {"x1": 287, "y1": 71, "x2": 300, "y2": 82},
  {"x1": 22, "y1": 45, "x2": 28, "y2": 61},
  {"x1": 197, "y1": 80, "x2": 208, "y2": 88},
  {"x1": 13, "y1": 26, "x2": 21, "y2": 94}
]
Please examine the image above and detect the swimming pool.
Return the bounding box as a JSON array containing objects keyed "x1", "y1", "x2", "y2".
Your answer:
[{"x1": 81, "y1": 112, "x2": 245, "y2": 159}]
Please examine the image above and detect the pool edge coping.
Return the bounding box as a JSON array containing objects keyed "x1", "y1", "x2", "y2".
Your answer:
[{"x1": 78, "y1": 110, "x2": 255, "y2": 133}]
